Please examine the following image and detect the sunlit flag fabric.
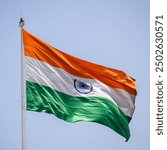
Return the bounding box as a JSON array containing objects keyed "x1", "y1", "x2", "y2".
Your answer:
[{"x1": 23, "y1": 29, "x2": 137, "y2": 141}]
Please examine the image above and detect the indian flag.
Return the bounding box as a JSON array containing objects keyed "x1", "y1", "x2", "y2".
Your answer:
[{"x1": 23, "y1": 29, "x2": 137, "y2": 141}]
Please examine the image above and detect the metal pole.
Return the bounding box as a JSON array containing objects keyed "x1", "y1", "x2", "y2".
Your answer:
[{"x1": 19, "y1": 18, "x2": 26, "y2": 150}]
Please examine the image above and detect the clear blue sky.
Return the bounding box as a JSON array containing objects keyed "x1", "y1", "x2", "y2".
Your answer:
[{"x1": 0, "y1": 0, "x2": 149, "y2": 150}]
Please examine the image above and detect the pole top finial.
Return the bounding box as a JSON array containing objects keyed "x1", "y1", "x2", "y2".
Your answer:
[{"x1": 19, "y1": 17, "x2": 25, "y2": 27}]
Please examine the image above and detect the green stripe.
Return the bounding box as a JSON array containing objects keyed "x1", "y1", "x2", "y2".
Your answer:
[{"x1": 26, "y1": 81, "x2": 131, "y2": 140}]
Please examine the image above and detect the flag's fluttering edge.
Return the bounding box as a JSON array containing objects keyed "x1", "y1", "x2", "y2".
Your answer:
[{"x1": 23, "y1": 29, "x2": 137, "y2": 140}]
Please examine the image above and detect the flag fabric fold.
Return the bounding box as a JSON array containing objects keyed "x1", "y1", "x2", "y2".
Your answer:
[{"x1": 23, "y1": 28, "x2": 137, "y2": 140}]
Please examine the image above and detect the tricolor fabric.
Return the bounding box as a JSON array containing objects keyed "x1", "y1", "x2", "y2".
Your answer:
[{"x1": 23, "y1": 29, "x2": 137, "y2": 141}]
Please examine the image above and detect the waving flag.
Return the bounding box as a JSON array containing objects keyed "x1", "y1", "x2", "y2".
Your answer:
[{"x1": 23, "y1": 29, "x2": 137, "y2": 140}]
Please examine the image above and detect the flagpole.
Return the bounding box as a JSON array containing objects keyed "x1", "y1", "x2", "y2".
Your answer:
[{"x1": 19, "y1": 17, "x2": 26, "y2": 150}]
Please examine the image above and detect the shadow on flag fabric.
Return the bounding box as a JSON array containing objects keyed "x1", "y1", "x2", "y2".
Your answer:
[{"x1": 23, "y1": 28, "x2": 137, "y2": 141}]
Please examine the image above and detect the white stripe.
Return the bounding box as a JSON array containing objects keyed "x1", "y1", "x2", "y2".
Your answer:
[{"x1": 25, "y1": 56, "x2": 135, "y2": 117}]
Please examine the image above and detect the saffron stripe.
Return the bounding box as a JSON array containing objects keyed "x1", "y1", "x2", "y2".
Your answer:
[{"x1": 23, "y1": 29, "x2": 137, "y2": 95}]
